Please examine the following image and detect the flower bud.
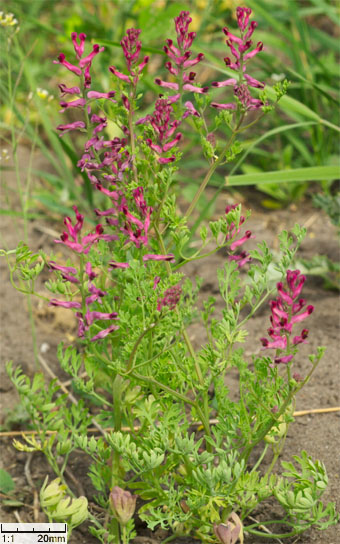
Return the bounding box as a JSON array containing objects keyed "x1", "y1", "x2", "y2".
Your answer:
[
  {"x1": 180, "y1": 499, "x2": 190, "y2": 513},
  {"x1": 110, "y1": 486, "x2": 137, "y2": 525},
  {"x1": 213, "y1": 513, "x2": 243, "y2": 544},
  {"x1": 40, "y1": 477, "x2": 66, "y2": 508}
]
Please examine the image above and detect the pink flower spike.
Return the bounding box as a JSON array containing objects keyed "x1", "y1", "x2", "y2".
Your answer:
[
  {"x1": 58, "y1": 84, "x2": 81, "y2": 96},
  {"x1": 236, "y1": 6, "x2": 252, "y2": 32},
  {"x1": 88, "y1": 91, "x2": 116, "y2": 102},
  {"x1": 53, "y1": 53, "x2": 82, "y2": 76},
  {"x1": 212, "y1": 78, "x2": 237, "y2": 88},
  {"x1": 79, "y1": 44, "x2": 104, "y2": 68},
  {"x1": 143, "y1": 254, "x2": 175, "y2": 263},
  {"x1": 274, "y1": 354, "x2": 293, "y2": 365},
  {"x1": 71, "y1": 32, "x2": 86, "y2": 59},
  {"x1": 90, "y1": 324, "x2": 119, "y2": 342},
  {"x1": 49, "y1": 299, "x2": 81, "y2": 309},
  {"x1": 109, "y1": 261, "x2": 130, "y2": 269},
  {"x1": 57, "y1": 121, "x2": 86, "y2": 135},
  {"x1": 109, "y1": 65, "x2": 131, "y2": 82}
]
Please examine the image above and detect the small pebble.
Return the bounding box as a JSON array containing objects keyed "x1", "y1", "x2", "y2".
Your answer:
[{"x1": 40, "y1": 342, "x2": 50, "y2": 353}]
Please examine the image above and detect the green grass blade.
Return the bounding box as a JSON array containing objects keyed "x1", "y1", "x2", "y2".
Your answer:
[
  {"x1": 226, "y1": 166, "x2": 339, "y2": 187},
  {"x1": 230, "y1": 122, "x2": 317, "y2": 175}
]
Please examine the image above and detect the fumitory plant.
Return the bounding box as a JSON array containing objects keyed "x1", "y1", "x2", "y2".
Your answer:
[{"x1": 3, "y1": 6, "x2": 338, "y2": 544}]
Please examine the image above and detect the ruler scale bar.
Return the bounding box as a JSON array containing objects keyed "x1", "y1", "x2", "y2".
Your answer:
[{"x1": 0, "y1": 524, "x2": 68, "y2": 543}]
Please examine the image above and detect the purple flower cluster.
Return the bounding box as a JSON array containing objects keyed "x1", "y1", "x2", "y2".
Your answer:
[
  {"x1": 155, "y1": 11, "x2": 208, "y2": 99},
  {"x1": 137, "y1": 97, "x2": 182, "y2": 164},
  {"x1": 49, "y1": 261, "x2": 119, "y2": 342},
  {"x1": 261, "y1": 270, "x2": 314, "y2": 366},
  {"x1": 212, "y1": 6, "x2": 264, "y2": 111},
  {"x1": 225, "y1": 205, "x2": 254, "y2": 268},
  {"x1": 157, "y1": 285, "x2": 182, "y2": 312},
  {"x1": 109, "y1": 28, "x2": 149, "y2": 111},
  {"x1": 54, "y1": 33, "x2": 115, "y2": 135},
  {"x1": 54, "y1": 205, "x2": 118, "y2": 254},
  {"x1": 109, "y1": 29, "x2": 149, "y2": 83}
]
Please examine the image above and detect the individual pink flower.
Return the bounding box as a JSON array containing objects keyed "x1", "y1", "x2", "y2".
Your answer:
[
  {"x1": 143, "y1": 254, "x2": 175, "y2": 263},
  {"x1": 87, "y1": 90, "x2": 116, "y2": 102},
  {"x1": 90, "y1": 323, "x2": 119, "y2": 342},
  {"x1": 53, "y1": 54, "x2": 82, "y2": 76},
  {"x1": 109, "y1": 260, "x2": 130, "y2": 269},
  {"x1": 59, "y1": 98, "x2": 86, "y2": 112},
  {"x1": 153, "y1": 276, "x2": 161, "y2": 289},
  {"x1": 85, "y1": 310, "x2": 118, "y2": 326},
  {"x1": 58, "y1": 84, "x2": 81, "y2": 96},
  {"x1": 49, "y1": 299, "x2": 81, "y2": 309},
  {"x1": 48, "y1": 261, "x2": 79, "y2": 284},
  {"x1": 57, "y1": 121, "x2": 86, "y2": 135}
]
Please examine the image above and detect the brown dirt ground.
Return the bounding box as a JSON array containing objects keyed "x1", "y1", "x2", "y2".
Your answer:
[{"x1": 0, "y1": 148, "x2": 339, "y2": 543}]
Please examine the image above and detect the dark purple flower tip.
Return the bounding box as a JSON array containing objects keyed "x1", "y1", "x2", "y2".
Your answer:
[
  {"x1": 274, "y1": 354, "x2": 293, "y2": 365},
  {"x1": 292, "y1": 372, "x2": 303, "y2": 382},
  {"x1": 260, "y1": 337, "x2": 269, "y2": 347}
]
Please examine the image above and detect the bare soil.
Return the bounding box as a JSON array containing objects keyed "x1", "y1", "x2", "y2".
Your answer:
[{"x1": 1, "y1": 148, "x2": 339, "y2": 543}]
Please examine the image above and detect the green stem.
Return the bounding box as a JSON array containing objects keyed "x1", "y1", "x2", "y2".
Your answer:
[
  {"x1": 128, "y1": 84, "x2": 138, "y2": 185},
  {"x1": 185, "y1": 118, "x2": 243, "y2": 220},
  {"x1": 250, "y1": 443, "x2": 269, "y2": 474},
  {"x1": 110, "y1": 374, "x2": 123, "y2": 544},
  {"x1": 126, "y1": 323, "x2": 157, "y2": 372}
]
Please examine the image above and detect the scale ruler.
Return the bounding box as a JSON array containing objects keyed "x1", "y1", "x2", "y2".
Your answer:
[{"x1": 0, "y1": 524, "x2": 67, "y2": 544}]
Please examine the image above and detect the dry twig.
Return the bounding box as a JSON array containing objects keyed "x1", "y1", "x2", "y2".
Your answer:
[{"x1": 0, "y1": 407, "x2": 339, "y2": 439}]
